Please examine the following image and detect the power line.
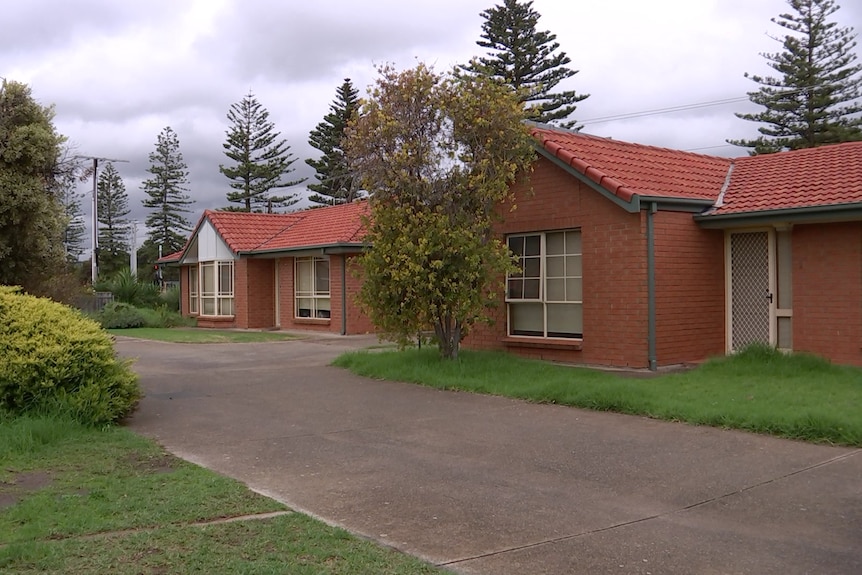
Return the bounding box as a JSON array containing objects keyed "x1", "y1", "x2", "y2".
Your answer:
[{"x1": 579, "y1": 84, "x2": 835, "y2": 126}]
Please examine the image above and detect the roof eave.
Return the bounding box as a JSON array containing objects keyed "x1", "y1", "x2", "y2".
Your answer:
[
  {"x1": 695, "y1": 203, "x2": 862, "y2": 228},
  {"x1": 238, "y1": 242, "x2": 368, "y2": 258}
]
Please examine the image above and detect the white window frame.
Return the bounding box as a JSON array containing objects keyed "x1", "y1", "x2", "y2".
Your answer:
[
  {"x1": 506, "y1": 230, "x2": 583, "y2": 339},
  {"x1": 197, "y1": 260, "x2": 234, "y2": 317},
  {"x1": 188, "y1": 265, "x2": 199, "y2": 314},
  {"x1": 295, "y1": 256, "x2": 331, "y2": 319}
]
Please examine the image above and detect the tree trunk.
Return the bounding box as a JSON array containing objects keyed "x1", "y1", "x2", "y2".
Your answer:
[{"x1": 434, "y1": 315, "x2": 462, "y2": 360}]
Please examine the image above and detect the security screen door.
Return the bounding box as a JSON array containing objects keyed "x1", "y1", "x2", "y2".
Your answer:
[{"x1": 729, "y1": 231, "x2": 772, "y2": 351}]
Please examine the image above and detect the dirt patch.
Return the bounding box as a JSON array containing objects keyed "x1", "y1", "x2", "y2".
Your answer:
[
  {"x1": 124, "y1": 452, "x2": 178, "y2": 475},
  {"x1": 0, "y1": 471, "x2": 54, "y2": 509}
]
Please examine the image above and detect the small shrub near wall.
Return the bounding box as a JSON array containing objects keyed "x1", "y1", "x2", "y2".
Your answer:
[{"x1": 0, "y1": 286, "x2": 141, "y2": 426}]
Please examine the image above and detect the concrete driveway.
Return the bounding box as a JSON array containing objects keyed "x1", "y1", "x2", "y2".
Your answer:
[{"x1": 118, "y1": 335, "x2": 862, "y2": 574}]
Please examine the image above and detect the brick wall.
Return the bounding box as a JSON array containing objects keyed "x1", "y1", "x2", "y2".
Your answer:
[
  {"x1": 653, "y1": 211, "x2": 725, "y2": 365},
  {"x1": 466, "y1": 157, "x2": 650, "y2": 368},
  {"x1": 793, "y1": 222, "x2": 862, "y2": 366},
  {"x1": 243, "y1": 259, "x2": 275, "y2": 329},
  {"x1": 179, "y1": 265, "x2": 189, "y2": 316},
  {"x1": 345, "y1": 254, "x2": 376, "y2": 334}
]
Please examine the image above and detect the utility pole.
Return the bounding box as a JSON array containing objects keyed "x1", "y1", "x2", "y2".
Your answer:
[
  {"x1": 129, "y1": 220, "x2": 138, "y2": 277},
  {"x1": 74, "y1": 155, "x2": 128, "y2": 284}
]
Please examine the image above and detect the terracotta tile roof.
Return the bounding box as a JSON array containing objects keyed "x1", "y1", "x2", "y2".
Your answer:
[
  {"x1": 254, "y1": 200, "x2": 369, "y2": 251},
  {"x1": 170, "y1": 201, "x2": 369, "y2": 261},
  {"x1": 531, "y1": 125, "x2": 732, "y2": 201},
  {"x1": 708, "y1": 141, "x2": 862, "y2": 215}
]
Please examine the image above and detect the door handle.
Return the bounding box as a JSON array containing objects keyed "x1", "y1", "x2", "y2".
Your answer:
[{"x1": 767, "y1": 292, "x2": 774, "y2": 303}]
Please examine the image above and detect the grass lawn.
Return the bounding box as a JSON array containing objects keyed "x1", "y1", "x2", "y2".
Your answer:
[
  {"x1": 0, "y1": 415, "x2": 445, "y2": 574},
  {"x1": 333, "y1": 345, "x2": 862, "y2": 446},
  {"x1": 108, "y1": 327, "x2": 297, "y2": 344}
]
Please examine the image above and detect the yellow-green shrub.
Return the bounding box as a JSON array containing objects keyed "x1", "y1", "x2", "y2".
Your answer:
[{"x1": 0, "y1": 286, "x2": 140, "y2": 425}]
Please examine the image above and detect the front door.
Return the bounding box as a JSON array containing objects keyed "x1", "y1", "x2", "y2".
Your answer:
[{"x1": 728, "y1": 231, "x2": 773, "y2": 351}]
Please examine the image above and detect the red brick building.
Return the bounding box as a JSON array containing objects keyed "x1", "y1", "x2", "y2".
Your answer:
[{"x1": 164, "y1": 125, "x2": 862, "y2": 368}]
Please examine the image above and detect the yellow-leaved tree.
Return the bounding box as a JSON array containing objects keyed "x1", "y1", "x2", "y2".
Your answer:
[{"x1": 345, "y1": 63, "x2": 535, "y2": 359}]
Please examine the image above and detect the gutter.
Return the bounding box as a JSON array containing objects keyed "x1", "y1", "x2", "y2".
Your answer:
[{"x1": 695, "y1": 202, "x2": 862, "y2": 228}]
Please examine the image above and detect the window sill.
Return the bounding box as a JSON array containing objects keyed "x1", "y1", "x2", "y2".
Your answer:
[
  {"x1": 502, "y1": 336, "x2": 583, "y2": 351},
  {"x1": 294, "y1": 318, "x2": 331, "y2": 326}
]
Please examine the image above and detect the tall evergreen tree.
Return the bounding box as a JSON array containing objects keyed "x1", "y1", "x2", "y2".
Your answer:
[
  {"x1": 306, "y1": 79, "x2": 362, "y2": 205},
  {"x1": 730, "y1": 0, "x2": 862, "y2": 154},
  {"x1": 220, "y1": 91, "x2": 305, "y2": 212},
  {"x1": 463, "y1": 0, "x2": 588, "y2": 129},
  {"x1": 141, "y1": 126, "x2": 193, "y2": 258},
  {"x1": 97, "y1": 163, "x2": 131, "y2": 277},
  {"x1": 0, "y1": 79, "x2": 68, "y2": 292},
  {"x1": 57, "y1": 171, "x2": 86, "y2": 263}
]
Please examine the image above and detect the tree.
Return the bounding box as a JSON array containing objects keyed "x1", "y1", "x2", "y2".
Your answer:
[
  {"x1": 96, "y1": 163, "x2": 131, "y2": 277},
  {"x1": 220, "y1": 91, "x2": 305, "y2": 212},
  {"x1": 0, "y1": 79, "x2": 68, "y2": 292},
  {"x1": 462, "y1": 0, "x2": 588, "y2": 129},
  {"x1": 141, "y1": 126, "x2": 193, "y2": 260},
  {"x1": 345, "y1": 63, "x2": 535, "y2": 359},
  {"x1": 730, "y1": 0, "x2": 862, "y2": 153},
  {"x1": 306, "y1": 79, "x2": 362, "y2": 205}
]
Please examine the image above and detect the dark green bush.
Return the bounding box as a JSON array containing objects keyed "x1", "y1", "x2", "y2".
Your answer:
[
  {"x1": 98, "y1": 302, "x2": 146, "y2": 329},
  {"x1": 159, "y1": 286, "x2": 180, "y2": 312},
  {"x1": 0, "y1": 286, "x2": 140, "y2": 426}
]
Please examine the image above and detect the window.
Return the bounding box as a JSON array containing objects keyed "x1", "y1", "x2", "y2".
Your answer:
[
  {"x1": 507, "y1": 230, "x2": 582, "y2": 338},
  {"x1": 188, "y1": 265, "x2": 199, "y2": 314},
  {"x1": 197, "y1": 261, "x2": 234, "y2": 316},
  {"x1": 296, "y1": 257, "x2": 330, "y2": 319}
]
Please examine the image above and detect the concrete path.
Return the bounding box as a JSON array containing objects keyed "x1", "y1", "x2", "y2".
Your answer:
[{"x1": 117, "y1": 335, "x2": 862, "y2": 574}]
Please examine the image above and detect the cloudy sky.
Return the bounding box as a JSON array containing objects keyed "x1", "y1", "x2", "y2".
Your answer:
[{"x1": 3, "y1": 0, "x2": 861, "y2": 253}]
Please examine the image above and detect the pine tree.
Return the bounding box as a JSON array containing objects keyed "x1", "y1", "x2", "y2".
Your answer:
[
  {"x1": 141, "y1": 127, "x2": 193, "y2": 258},
  {"x1": 463, "y1": 0, "x2": 588, "y2": 129},
  {"x1": 306, "y1": 79, "x2": 362, "y2": 205},
  {"x1": 730, "y1": 0, "x2": 862, "y2": 154},
  {"x1": 220, "y1": 91, "x2": 306, "y2": 212},
  {"x1": 57, "y1": 173, "x2": 86, "y2": 262},
  {"x1": 97, "y1": 163, "x2": 131, "y2": 277}
]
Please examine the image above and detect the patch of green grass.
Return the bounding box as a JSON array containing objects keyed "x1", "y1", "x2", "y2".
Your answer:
[
  {"x1": 333, "y1": 345, "x2": 862, "y2": 446},
  {"x1": 0, "y1": 415, "x2": 446, "y2": 574},
  {"x1": 108, "y1": 327, "x2": 297, "y2": 343}
]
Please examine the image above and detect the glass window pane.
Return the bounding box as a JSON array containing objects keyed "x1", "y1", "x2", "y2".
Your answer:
[
  {"x1": 547, "y1": 303, "x2": 582, "y2": 337},
  {"x1": 201, "y1": 264, "x2": 215, "y2": 294},
  {"x1": 546, "y1": 232, "x2": 564, "y2": 255},
  {"x1": 219, "y1": 263, "x2": 233, "y2": 295},
  {"x1": 202, "y1": 298, "x2": 215, "y2": 315},
  {"x1": 315, "y1": 259, "x2": 330, "y2": 294},
  {"x1": 510, "y1": 302, "x2": 544, "y2": 335},
  {"x1": 296, "y1": 260, "x2": 313, "y2": 293},
  {"x1": 296, "y1": 298, "x2": 313, "y2": 318},
  {"x1": 566, "y1": 231, "x2": 582, "y2": 254},
  {"x1": 546, "y1": 278, "x2": 565, "y2": 301},
  {"x1": 523, "y1": 257, "x2": 540, "y2": 278},
  {"x1": 508, "y1": 279, "x2": 523, "y2": 299},
  {"x1": 523, "y1": 279, "x2": 540, "y2": 299},
  {"x1": 219, "y1": 298, "x2": 234, "y2": 316},
  {"x1": 524, "y1": 235, "x2": 541, "y2": 256},
  {"x1": 546, "y1": 255, "x2": 564, "y2": 278},
  {"x1": 777, "y1": 316, "x2": 792, "y2": 349},
  {"x1": 189, "y1": 266, "x2": 198, "y2": 294},
  {"x1": 508, "y1": 236, "x2": 524, "y2": 256},
  {"x1": 566, "y1": 255, "x2": 582, "y2": 276},
  {"x1": 566, "y1": 278, "x2": 583, "y2": 302}
]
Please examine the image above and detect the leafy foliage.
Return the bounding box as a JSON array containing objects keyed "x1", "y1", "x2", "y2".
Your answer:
[
  {"x1": 462, "y1": 0, "x2": 588, "y2": 129},
  {"x1": 96, "y1": 268, "x2": 161, "y2": 308},
  {"x1": 345, "y1": 63, "x2": 535, "y2": 359},
  {"x1": 220, "y1": 91, "x2": 305, "y2": 212},
  {"x1": 306, "y1": 78, "x2": 363, "y2": 205},
  {"x1": 97, "y1": 163, "x2": 131, "y2": 277},
  {"x1": 0, "y1": 79, "x2": 68, "y2": 292},
  {"x1": 98, "y1": 301, "x2": 147, "y2": 329},
  {"x1": 0, "y1": 286, "x2": 140, "y2": 426},
  {"x1": 730, "y1": 0, "x2": 862, "y2": 153},
  {"x1": 141, "y1": 126, "x2": 194, "y2": 256}
]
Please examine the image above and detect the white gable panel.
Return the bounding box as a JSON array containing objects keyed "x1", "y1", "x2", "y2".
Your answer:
[{"x1": 196, "y1": 220, "x2": 235, "y2": 261}]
